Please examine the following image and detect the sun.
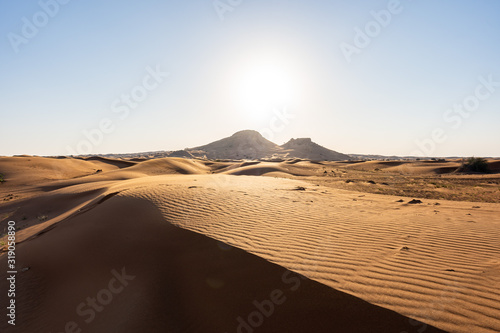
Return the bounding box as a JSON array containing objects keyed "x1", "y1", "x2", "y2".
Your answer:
[{"x1": 236, "y1": 62, "x2": 297, "y2": 119}]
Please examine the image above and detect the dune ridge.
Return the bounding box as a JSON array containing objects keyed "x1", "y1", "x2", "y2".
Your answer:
[
  {"x1": 1, "y1": 156, "x2": 499, "y2": 332},
  {"x1": 113, "y1": 175, "x2": 500, "y2": 333},
  {"x1": 1, "y1": 194, "x2": 446, "y2": 332}
]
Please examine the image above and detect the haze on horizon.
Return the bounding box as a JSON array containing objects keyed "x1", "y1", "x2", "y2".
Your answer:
[{"x1": 1, "y1": 0, "x2": 499, "y2": 157}]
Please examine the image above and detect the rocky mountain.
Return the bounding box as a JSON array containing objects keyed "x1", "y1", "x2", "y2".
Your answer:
[
  {"x1": 281, "y1": 138, "x2": 350, "y2": 161},
  {"x1": 191, "y1": 130, "x2": 281, "y2": 160},
  {"x1": 189, "y1": 130, "x2": 349, "y2": 161}
]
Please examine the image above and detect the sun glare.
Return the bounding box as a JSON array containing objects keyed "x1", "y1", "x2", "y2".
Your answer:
[{"x1": 236, "y1": 62, "x2": 297, "y2": 119}]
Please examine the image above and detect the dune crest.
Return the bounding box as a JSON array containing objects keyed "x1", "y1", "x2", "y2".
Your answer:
[{"x1": 1, "y1": 156, "x2": 499, "y2": 332}]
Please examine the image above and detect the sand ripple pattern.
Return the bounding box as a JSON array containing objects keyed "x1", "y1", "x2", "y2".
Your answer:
[{"x1": 114, "y1": 175, "x2": 500, "y2": 333}]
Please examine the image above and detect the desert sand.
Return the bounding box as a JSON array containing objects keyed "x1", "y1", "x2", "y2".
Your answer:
[{"x1": 1, "y1": 155, "x2": 499, "y2": 332}]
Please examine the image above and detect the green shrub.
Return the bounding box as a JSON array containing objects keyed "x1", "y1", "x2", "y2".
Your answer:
[
  {"x1": 0, "y1": 173, "x2": 4, "y2": 183},
  {"x1": 458, "y1": 157, "x2": 489, "y2": 173}
]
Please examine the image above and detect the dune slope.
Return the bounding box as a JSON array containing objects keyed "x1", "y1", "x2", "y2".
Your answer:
[
  {"x1": 0, "y1": 195, "x2": 444, "y2": 333},
  {"x1": 116, "y1": 175, "x2": 500, "y2": 333},
  {"x1": 1, "y1": 157, "x2": 499, "y2": 332}
]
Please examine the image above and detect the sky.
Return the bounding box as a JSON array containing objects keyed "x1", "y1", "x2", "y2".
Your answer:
[{"x1": 1, "y1": 0, "x2": 499, "y2": 157}]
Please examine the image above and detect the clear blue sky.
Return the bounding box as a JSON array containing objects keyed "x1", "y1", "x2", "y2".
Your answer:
[{"x1": 1, "y1": 0, "x2": 499, "y2": 157}]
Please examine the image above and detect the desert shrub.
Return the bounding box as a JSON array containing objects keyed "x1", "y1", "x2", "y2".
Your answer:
[
  {"x1": 458, "y1": 157, "x2": 489, "y2": 173},
  {"x1": 0, "y1": 173, "x2": 4, "y2": 183}
]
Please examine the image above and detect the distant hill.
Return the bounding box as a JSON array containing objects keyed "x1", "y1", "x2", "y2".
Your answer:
[
  {"x1": 168, "y1": 150, "x2": 195, "y2": 158},
  {"x1": 281, "y1": 138, "x2": 350, "y2": 161},
  {"x1": 191, "y1": 130, "x2": 282, "y2": 160},
  {"x1": 66, "y1": 130, "x2": 353, "y2": 161},
  {"x1": 188, "y1": 130, "x2": 349, "y2": 161}
]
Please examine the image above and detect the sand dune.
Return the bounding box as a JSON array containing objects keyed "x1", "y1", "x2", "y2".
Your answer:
[
  {"x1": 113, "y1": 175, "x2": 500, "y2": 333},
  {"x1": 0, "y1": 194, "x2": 446, "y2": 333},
  {"x1": 487, "y1": 160, "x2": 500, "y2": 172},
  {"x1": 335, "y1": 159, "x2": 500, "y2": 176},
  {"x1": 124, "y1": 157, "x2": 210, "y2": 175},
  {"x1": 223, "y1": 163, "x2": 296, "y2": 176},
  {"x1": 83, "y1": 156, "x2": 138, "y2": 169},
  {"x1": 0, "y1": 156, "x2": 112, "y2": 186},
  {"x1": 1, "y1": 156, "x2": 499, "y2": 332},
  {"x1": 337, "y1": 160, "x2": 462, "y2": 174}
]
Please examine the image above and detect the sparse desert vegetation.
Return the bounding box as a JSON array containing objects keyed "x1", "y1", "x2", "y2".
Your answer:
[
  {"x1": 280, "y1": 159, "x2": 500, "y2": 203},
  {"x1": 457, "y1": 157, "x2": 490, "y2": 173}
]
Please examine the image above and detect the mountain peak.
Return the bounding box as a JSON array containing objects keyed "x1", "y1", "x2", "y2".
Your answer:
[
  {"x1": 282, "y1": 138, "x2": 312, "y2": 146},
  {"x1": 191, "y1": 130, "x2": 278, "y2": 160},
  {"x1": 190, "y1": 130, "x2": 349, "y2": 161},
  {"x1": 231, "y1": 130, "x2": 262, "y2": 137},
  {"x1": 281, "y1": 137, "x2": 350, "y2": 161}
]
